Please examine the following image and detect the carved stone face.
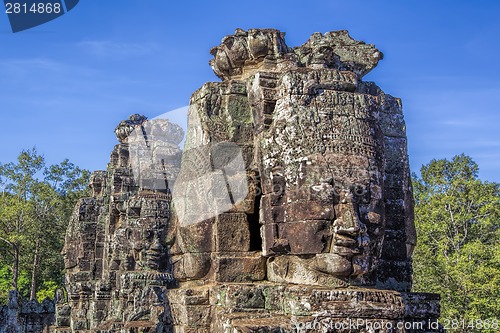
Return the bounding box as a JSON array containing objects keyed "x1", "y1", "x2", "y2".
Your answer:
[
  {"x1": 89, "y1": 171, "x2": 106, "y2": 197},
  {"x1": 278, "y1": 152, "x2": 384, "y2": 281},
  {"x1": 126, "y1": 220, "x2": 169, "y2": 271},
  {"x1": 317, "y1": 153, "x2": 385, "y2": 280},
  {"x1": 61, "y1": 240, "x2": 76, "y2": 270},
  {"x1": 123, "y1": 193, "x2": 171, "y2": 271},
  {"x1": 142, "y1": 223, "x2": 169, "y2": 270},
  {"x1": 262, "y1": 88, "x2": 385, "y2": 284}
]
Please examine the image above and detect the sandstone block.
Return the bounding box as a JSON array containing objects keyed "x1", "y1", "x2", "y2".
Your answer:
[{"x1": 213, "y1": 252, "x2": 266, "y2": 282}]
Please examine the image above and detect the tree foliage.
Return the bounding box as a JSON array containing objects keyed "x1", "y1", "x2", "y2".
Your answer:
[
  {"x1": 0, "y1": 148, "x2": 90, "y2": 303},
  {"x1": 412, "y1": 154, "x2": 500, "y2": 332}
]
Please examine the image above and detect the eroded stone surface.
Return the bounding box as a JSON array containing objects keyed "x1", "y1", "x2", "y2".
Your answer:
[
  {"x1": 54, "y1": 29, "x2": 439, "y2": 333},
  {"x1": 167, "y1": 284, "x2": 442, "y2": 333},
  {"x1": 54, "y1": 115, "x2": 182, "y2": 332},
  {"x1": 0, "y1": 291, "x2": 55, "y2": 333},
  {"x1": 173, "y1": 28, "x2": 415, "y2": 290}
]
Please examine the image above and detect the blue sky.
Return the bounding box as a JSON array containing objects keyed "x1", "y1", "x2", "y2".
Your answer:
[{"x1": 0, "y1": 0, "x2": 499, "y2": 181}]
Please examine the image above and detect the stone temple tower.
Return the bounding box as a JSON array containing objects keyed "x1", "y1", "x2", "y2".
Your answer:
[{"x1": 54, "y1": 29, "x2": 442, "y2": 333}]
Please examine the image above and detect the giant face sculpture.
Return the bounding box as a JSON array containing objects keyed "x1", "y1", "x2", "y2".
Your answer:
[
  {"x1": 172, "y1": 29, "x2": 414, "y2": 289},
  {"x1": 125, "y1": 194, "x2": 171, "y2": 272},
  {"x1": 140, "y1": 220, "x2": 169, "y2": 271},
  {"x1": 312, "y1": 153, "x2": 385, "y2": 281},
  {"x1": 262, "y1": 84, "x2": 386, "y2": 286}
]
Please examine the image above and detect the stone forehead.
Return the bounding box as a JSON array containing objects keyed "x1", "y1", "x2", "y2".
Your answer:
[{"x1": 299, "y1": 155, "x2": 380, "y2": 186}]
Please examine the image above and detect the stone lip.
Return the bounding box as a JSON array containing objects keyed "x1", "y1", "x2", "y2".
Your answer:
[{"x1": 209, "y1": 28, "x2": 383, "y2": 81}]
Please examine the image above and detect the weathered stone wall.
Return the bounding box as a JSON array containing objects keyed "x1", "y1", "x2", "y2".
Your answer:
[
  {"x1": 0, "y1": 291, "x2": 55, "y2": 333},
  {"x1": 167, "y1": 285, "x2": 441, "y2": 332},
  {"x1": 53, "y1": 116, "x2": 182, "y2": 332},
  {"x1": 172, "y1": 28, "x2": 415, "y2": 291},
  {"x1": 52, "y1": 28, "x2": 443, "y2": 333}
]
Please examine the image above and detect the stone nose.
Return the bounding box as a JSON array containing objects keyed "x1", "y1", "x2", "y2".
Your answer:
[
  {"x1": 150, "y1": 236, "x2": 163, "y2": 251},
  {"x1": 336, "y1": 196, "x2": 362, "y2": 237}
]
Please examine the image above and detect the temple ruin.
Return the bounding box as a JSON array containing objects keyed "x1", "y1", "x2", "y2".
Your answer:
[{"x1": 50, "y1": 29, "x2": 442, "y2": 333}]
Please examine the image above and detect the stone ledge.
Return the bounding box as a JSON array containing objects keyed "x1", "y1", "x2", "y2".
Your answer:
[{"x1": 167, "y1": 283, "x2": 442, "y2": 333}]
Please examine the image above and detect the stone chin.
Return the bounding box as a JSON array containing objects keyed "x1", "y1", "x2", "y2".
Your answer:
[
  {"x1": 312, "y1": 253, "x2": 353, "y2": 277},
  {"x1": 62, "y1": 259, "x2": 77, "y2": 270},
  {"x1": 312, "y1": 245, "x2": 379, "y2": 281}
]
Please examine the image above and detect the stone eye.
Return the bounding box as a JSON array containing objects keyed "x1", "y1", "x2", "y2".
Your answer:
[
  {"x1": 144, "y1": 230, "x2": 153, "y2": 240},
  {"x1": 351, "y1": 184, "x2": 371, "y2": 203},
  {"x1": 367, "y1": 212, "x2": 382, "y2": 224},
  {"x1": 353, "y1": 184, "x2": 365, "y2": 196}
]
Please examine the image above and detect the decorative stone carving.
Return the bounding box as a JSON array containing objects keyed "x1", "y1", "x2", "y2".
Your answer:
[
  {"x1": 294, "y1": 30, "x2": 383, "y2": 76},
  {"x1": 54, "y1": 115, "x2": 181, "y2": 332},
  {"x1": 172, "y1": 28, "x2": 415, "y2": 291},
  {"x1": 55, "y1": 29, "x2": 440, "y2": 333},
  {"x1": 209, "y1": 28, "x2": 292, "y2": 80}
]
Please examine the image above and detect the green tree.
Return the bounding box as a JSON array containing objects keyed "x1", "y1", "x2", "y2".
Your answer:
[
  {"x1": 412, "y1": 154, "x2": 500, "y2": 333},
  {"x1": 0, "y1": 148, "x2": 90, "y2": 302}
]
